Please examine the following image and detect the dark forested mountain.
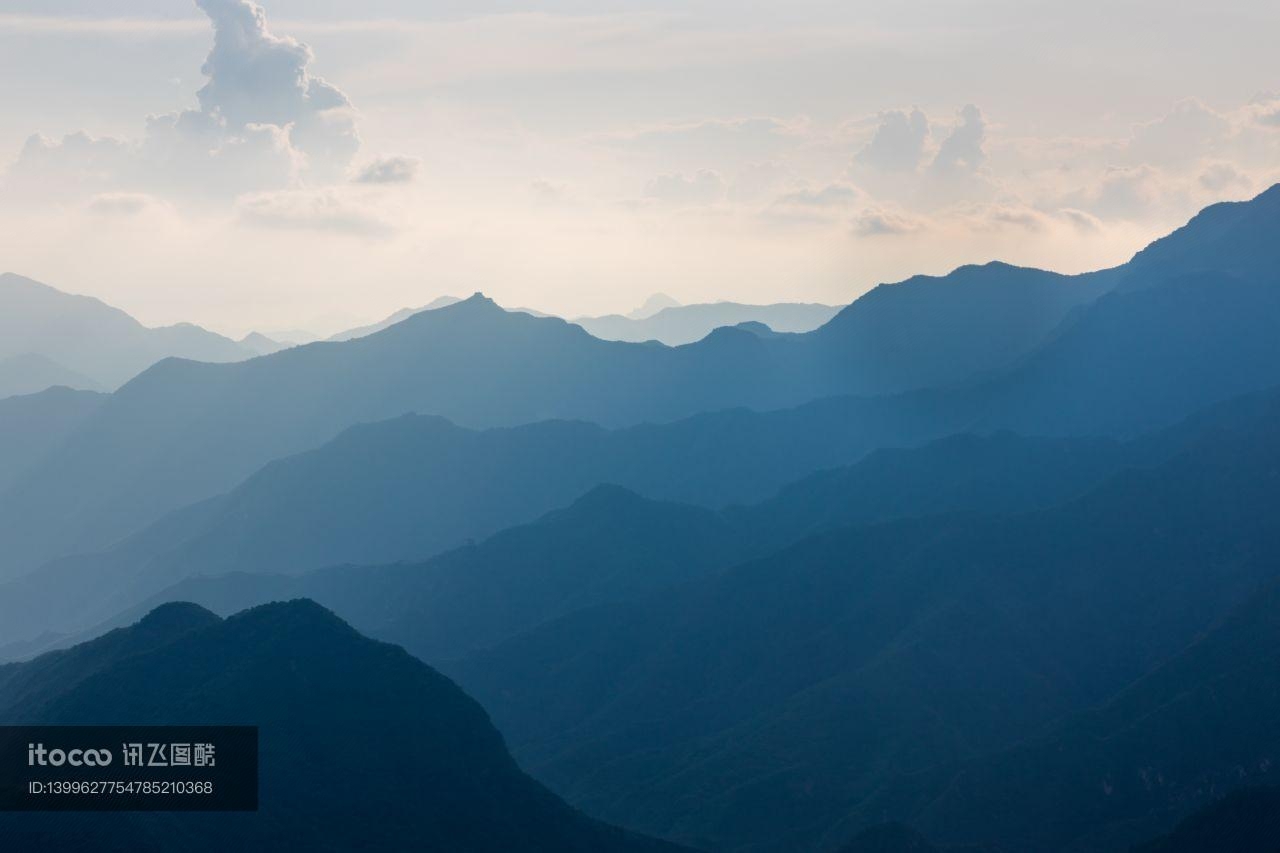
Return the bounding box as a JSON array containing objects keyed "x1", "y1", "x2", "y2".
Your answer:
[
  {"x1": 0, "y1": 273, "x2": 253, "y2": 390},
  {"x1": 449, "y1": 393, "x2": 1280, "y2": 852},
  {"x1": 0, "y1": 600, "x2": 691, "y2": 853},
  {"x1": 0, "y1": 386, "x2": 104, "y2": 493},
  {"x1": 887, "y1": 580, "x2": 1280, "y2": 852},
  {"x1": 574, "y1": 301, "x2": 842, "y2": 345},
  {"x1": 1130, "y1": 787, "x2": 1280, "y2": 853}
]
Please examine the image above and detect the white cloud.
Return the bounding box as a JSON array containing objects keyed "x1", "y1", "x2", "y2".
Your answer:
[
  {"x1": 1, "y1": 0, "x2": 360, "y2": 204},
  {"x1": 855, "y1": 108, "x2": 928, "y2": 172},
  {"x1": 930, "y1": 104, "x2": 986, "y2": 174},
  {"x1": 353, "y1": 155, "x2": 422, "y2": 184},
  {"x1": 852, "y1": 207, "x2": 924, "y2": 236}
]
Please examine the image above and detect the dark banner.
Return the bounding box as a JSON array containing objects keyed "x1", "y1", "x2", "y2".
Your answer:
[{"x1": 0, "y1": 726, "x2": 257, "y2": 811}]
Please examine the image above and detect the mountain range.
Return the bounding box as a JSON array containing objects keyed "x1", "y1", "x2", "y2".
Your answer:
[
  {"x1": 4, "y1": 185, "x2": 1280, "y2": 852},
  {"x1": 0, "y1": 600, "x2": 690, "y2": 852},
  {"x1": 447, "y1": 386, "x2": 1280, "y2": 851},
  {"x1": 5, "y1": 185, "x2": 1279, "y2": 579},
  {"x1": 0, "y1": 272, "x2": 254, "y2": 393}
]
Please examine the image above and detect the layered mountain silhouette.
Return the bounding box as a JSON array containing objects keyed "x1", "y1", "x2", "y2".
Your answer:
[
  {"x1": 0, "y1": 394, "x2": 1193, "y2": 656},
  {"x1": 0, "y1": 272, "x2": 253, "y2": 391},
  {"x1": 0, "y1": 352, "x2": 100, "y2": 400},
  {"x1": 5, "y1": 186, "x2": 1280, "y2": 575},
  {"x1": 0, "y1": 600, "x2": 691, "y2": 853},
  {"x1": 448, "y1": 389, "x2": 1280, "y2": 852},
  {"x1": 574, "y1": 301, "x2": 841, "y2": 345},
  {"x1": 0, "y1": 386, "x2": 103, "y2": 493}
]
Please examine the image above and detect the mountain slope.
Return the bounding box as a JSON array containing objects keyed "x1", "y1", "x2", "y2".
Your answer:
[
  {"x1": 4, "y1": 185, "x2": 1279, "y2": 576},
  {"x1": 450, "y1": 396, "x2": 1280, "y2": 852},
  {"x1": 0, "y1": 272, "x2": 252, "y2": 389},
  {"x1": 0, "y1": 352, "x2": 100, "y2": 399},
  {"x1": 0, "y1": 600, "x2": 691, "y2": 853},
  {"x1": 0, "y1": 253, "x2": 1111, "y2": 572},
  {"x1": 0, "y1": 386, "x2": 104, "y2": 493}
]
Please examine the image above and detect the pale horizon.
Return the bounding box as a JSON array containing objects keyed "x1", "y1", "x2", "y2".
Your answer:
[{"x1": 2, "y1": 0, "x2": 1278, "y2": 337}]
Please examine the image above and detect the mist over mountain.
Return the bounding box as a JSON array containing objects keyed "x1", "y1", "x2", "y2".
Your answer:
[
  {"x1": 0, "y1": 601, "x2": 690, "y2": 852},
  {"x1": 0, "y1": 352, "x2": 100, "y2": 400},
  {"x1": 0, "y1": 273, "x2": 253, "y2": 392},
  {"x1": 0, "y1": 253, "x2": 1109, "y2": 573},
  {"x1": 1, "y1": 389, "x2": 1194, "y2": 658},
  {"x1": 575, "y1": 301, "x2": 842, "y2": 345}
]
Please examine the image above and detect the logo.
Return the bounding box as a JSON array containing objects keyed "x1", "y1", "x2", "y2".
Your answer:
[{"x1": 26, "y1": 743, "x2": 113, "y2": 767}]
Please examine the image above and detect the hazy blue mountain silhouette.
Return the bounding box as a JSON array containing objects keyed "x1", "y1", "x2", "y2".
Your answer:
[
  {"x1": 0, "y1": 253, "x2": 1111, "y2": 571},
  {"x1": 1120, "y1": 183, "x2": 1280, "y2": 290},
  {"x1": 450, "y1": 392, "x2": 1280, "y2": 852},
  {"x1": 4, "y1": 186, "x2": 1280, "y2": 577},
  {"x1": 0, "y1": 386, "x2": 104, "y2": 493},
  {"x1": 3, "y1": 383, "x2": 1273, "y2": 661},
  {"x1": 0, "y1": 400, "x2": 1182, "y2": 657},
  {"x1": 0, "y1": 352, "x2": 99, "y2": 400},
  {"x1": 575, "y1": 301, "x2": 841, "y2": 345},
  {"x1": 326, "y1": 294, "x2": 464, "y2": 341},
  {"x1": 0, "y1": 272, "x2": 253, "y2": 390},
  {"x1": 0, "y1": 600, "x2": 692, "y2": 853},
  {"x1": 863, "y1": 578, "x2": 1280, "y2": 852}
]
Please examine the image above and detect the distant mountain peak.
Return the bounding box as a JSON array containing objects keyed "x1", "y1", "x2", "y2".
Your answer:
[{"x1": 629, "y1": 292, "x2": 682, "y2": 320}]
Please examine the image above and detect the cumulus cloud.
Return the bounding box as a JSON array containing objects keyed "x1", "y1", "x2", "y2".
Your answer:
[
  {"x1": 1079, "y1": 164, "x2": 1169, "y2": 220},
  {"x1": 931, "y1": 104, "x2": 986, "y2": 174},
  {"x1": 2, "y1": 0, "x2": 361, "y2": 206},
  {"x1": 353, "y1": 156, "x2": 422, "y2": 185},
  {"x1": 855, "y1": 108, "x2": 929, "y2": 172},
  {"x1": 643, "y1": 170, "x2": 726, "y2": 205},
  {"x1": 1127, "y1": 98, "x2": 1231, "y2": 167}
]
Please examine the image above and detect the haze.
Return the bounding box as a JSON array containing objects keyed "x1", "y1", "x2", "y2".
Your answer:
[{"x1": 1, "y1": 0, "x2": 1278, "y2": 336}]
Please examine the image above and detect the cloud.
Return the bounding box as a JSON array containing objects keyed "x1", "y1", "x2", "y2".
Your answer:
[
  {"x1": 852, "y1": 207, "x2": 924, "y2": 236},
  {"x1": 236, "y1": 189, "x2": 394, "y2": 236},
  {"x1": 1, "y1": 0, "x2": 360, "y2": 204},
  {"x1": 1127, "y1": 98, "x2": 1231, "y2": 167},
  {"x1": 930, "y1": 104, "x2": 986, "y2": 174},
  {"x1": 1199, "y1": 161, "x2": 1251, "y2": 193},
  {"x1": 643, "y1": 170, "x2": 726, "y2": 206},
  {"x1": 1080, "y1": 164, "x2": 1168, "y2": 220},
  {"x1": 855, "y1": 108, "x2": 929, "y2": 172},
  {"x1": 353, "y1": 156, "x2": 422, "y2": 185},
  {"x1": 762, "y1": 183, "x2": 862, "y2": 225}
]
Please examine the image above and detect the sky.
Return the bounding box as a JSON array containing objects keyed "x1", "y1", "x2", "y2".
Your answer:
[{"x1": 1, "y1": 0, "x2": 1278, "y2": 337}]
